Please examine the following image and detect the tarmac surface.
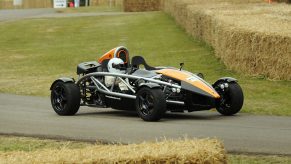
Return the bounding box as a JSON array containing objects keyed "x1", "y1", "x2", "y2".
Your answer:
[
  {"x1": 0, "y1": 8, "x2": 130, "y2": 22},
  {"x1": 0, "y1": 8, "x2": 55, "y2": 22},
  {"x1": 0, "y1": 93, "x2": 291, "y2": 155}
]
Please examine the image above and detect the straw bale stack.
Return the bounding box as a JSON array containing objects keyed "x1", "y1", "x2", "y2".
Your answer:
[
  {"x1": 90, "y1": 0, "x2": 123, "y2": 6},
  {"x1": 276, "y1": 0, "x2": 291, "y2": 3},
  {"x1": 0, "y1": 139, "x2": 226, "y2": 163},
  {"x1": 22, "y1": 0, "x2": 52, "y2": 8},
  {"x1": 0, "y1": 0, "x2": 13, "y2": 9},
  {"x1": 0, "y1": 0, "x2": 52, "y2": 9},
  {"x1": 164, "y1": 0, "x2": 291, "y2": 80},
  {"x1": 123, "y1": 0, "x2": 162, "y2": 12}
]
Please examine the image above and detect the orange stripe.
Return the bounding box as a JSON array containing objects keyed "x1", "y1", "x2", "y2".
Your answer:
[{"x1": 156, "y1": 69, "x2": 220, "y2": 98}]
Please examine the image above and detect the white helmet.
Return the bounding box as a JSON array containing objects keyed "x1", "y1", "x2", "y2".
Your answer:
[{"x1": 108, "y1": 58, "x2": 126, "y2": 74}]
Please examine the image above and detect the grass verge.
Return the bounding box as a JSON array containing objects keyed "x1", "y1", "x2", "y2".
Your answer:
[
  {"x1": 55, "y1": 5, "x2": 122, "y2": 13},
  {"x1": 0, "y1": 11, "x2": 290, "y2": 116},
  {"x1": 229, "y1": 154, "x2": 291, "y2": 164},
  {"x1": 0, "y1": 135, "x2": 91, "y2": 152}
]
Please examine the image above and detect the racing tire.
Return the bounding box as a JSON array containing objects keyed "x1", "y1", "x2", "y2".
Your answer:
[
  {"x1": 216, "y1": 82, "x2": 244, "y2": 116},
  {"x1": 135, "y1": 87, "x2": 166, "y2": 121},
  {"x1": 51, "y1": 81, "x2": 80, "y2": 116}
]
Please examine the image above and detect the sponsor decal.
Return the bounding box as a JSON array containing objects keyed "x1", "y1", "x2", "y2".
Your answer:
[
  {"x1": 54, "y1": 0, "x2": 67, "y2": 8},
  {"x1": 186, "y1": 76, "x2": 198, "y2": 82}
]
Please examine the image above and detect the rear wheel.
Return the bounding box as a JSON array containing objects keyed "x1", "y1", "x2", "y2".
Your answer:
[
  {"x1": 51, "y1": 81, "x2": 80, "y2": 115},
  {"x1": 135, "y1": 87, "x2": 166, "y2": 121},
  {"x1": 215, "y1": 82, "x2": 244, "y2": 115}
]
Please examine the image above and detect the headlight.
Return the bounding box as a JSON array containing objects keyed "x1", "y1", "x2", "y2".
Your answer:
[
  {"x1": 171, "y1": 88, "x2": 181, "y2": 93},
  {"x1": 171, "y1": 88, "x2": 177, "y2": 93}
]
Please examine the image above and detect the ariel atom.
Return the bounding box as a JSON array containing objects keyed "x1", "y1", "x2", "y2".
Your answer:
[{"x1": 50, "y1": 46, "x2": 244, "y2": 121}]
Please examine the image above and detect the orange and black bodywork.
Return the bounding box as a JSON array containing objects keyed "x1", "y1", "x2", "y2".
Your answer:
[
  {"x1": 51, "y1": 46, "x2": 243, "y2": 121},
  {"x1": 156, "y1": 69, "x2": 220, "y2": 98},
  {"x1": 155, "y1": 68, "x2": 220, "y2": 111}
]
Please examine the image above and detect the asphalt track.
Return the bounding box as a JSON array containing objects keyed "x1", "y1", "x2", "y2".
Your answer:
[
  {"x1": 0, "y1": 8, "x2": 55, "y2": 22},
  {"x1": 0, "y1": 8, "x2": 133, "y2": 23},
  {"x1": 0, "y1": 93, "x2": 291, "y2": 155}
]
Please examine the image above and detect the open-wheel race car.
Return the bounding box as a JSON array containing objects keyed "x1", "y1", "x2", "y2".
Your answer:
[{"x1": 50, "y1": 46, "x2": 244, "y2": 121}]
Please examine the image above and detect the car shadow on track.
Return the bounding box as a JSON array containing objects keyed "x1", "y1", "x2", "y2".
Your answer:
[
  {"x1": 77, "y1": 110, "x2": 138, "y2": 118},
  {"x1": 76, "y1": 108, "x2": 242, "y2": 122}
]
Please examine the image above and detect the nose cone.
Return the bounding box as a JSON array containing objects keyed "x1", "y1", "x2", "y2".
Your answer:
[
  {"x1": 181, "y1": 80, "x2": 220, "y2": 99},
  {"x1": 156, "y1": 68, "x2": 220, "y2": 98}
]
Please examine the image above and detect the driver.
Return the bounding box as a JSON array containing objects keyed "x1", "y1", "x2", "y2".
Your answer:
[
  {"x1": 107, "y1": 58, "x2": 127, "y2": 74},
  {"x1": 105, "y1": 58, "x2": 128, "y2": 91}
]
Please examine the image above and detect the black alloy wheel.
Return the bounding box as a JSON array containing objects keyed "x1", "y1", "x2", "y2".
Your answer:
[
  {"x1": 215, "y1": 82, "x2": 244, "y2": 116},
  {"x1": 51, "y1": 81, "x2": 80, "y2": 116},
  {"x1": 136, "y1": 87, "x2": 166, "y2": 121}
]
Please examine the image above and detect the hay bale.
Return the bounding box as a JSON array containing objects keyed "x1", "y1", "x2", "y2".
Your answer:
[
  {"x1": 213, "y1": 17, "x2": 291, "y2": 80},
  {"x1": 90, "y1": 0, "x2": 123, "y2": 6},
  {"x1": 22, "y1": 0, "x2": 52, "y2": 9},
  {"x1": 276, "y1": 0, "x2": 291, "y2": 3},
  {"x1": 0, "y1": 0, "x2": 52, "y2": 9},
  {"x1": 163, "y1": 0, "x2": 291, "y2": 80},
  {"x1": 123, "y1": 0, "x2": 162, "y2": 12},
  {"x1": 0, "y1": 139, "x2": 227, "y2": 163},
  {"x1": 0, "y1": 0, "x2": 13, "y2": 9}
]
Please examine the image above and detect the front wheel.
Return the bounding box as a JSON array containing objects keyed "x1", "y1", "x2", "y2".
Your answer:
[
  {"x1": 215, "y1": 82, "x2": 244, "y2": 115},
  {"x1": 51, "y1": 81, "x2": 81, "y2": 116},
  {"x1": 135, "y1": 87, "x2": 166, "y2": 121}
]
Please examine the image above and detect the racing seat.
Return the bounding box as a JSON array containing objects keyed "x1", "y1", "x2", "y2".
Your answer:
[
  {"x1": 101, "y1": 59, "x2": 110, "y2": 72},
  {"x1": 131, "y1": 56, "x2": 157, "y2": 70}
]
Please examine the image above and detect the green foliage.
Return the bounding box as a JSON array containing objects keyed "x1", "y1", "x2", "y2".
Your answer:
[
  {"x1": 0, "y1": 136, "x2": 91, "y2": 152},
  {"x1": 229, "y1": 154, "x2": 291, "y2": 164}
]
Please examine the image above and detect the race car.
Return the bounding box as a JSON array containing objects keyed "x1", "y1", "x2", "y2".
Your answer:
[{"x1": 50, "y1": 46, "x2": 244, "y2": 121}]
